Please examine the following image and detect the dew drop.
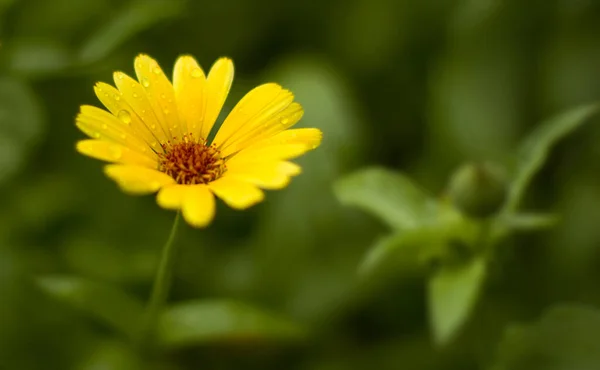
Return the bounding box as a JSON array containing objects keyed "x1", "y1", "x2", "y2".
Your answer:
[
  {"x1": 151, "y1": 124, "x2": 156, "y2": 130},
  {"x1": 93, "y1": 132, "x2": 100, "y2": 138},
  {"x1": 163, "y1": 109, "x2": 169, "y2": 115},
  {"x1": 152, "y1": 67, "x2": 161, "y2": 74},
  {"x1": 280, "y1": 117, "x2": 289, "y2": 125},
  {"x1": 191, "y1": 68, "x2": 203, "y2": 78},
  {"x1": 114, "y1": 94, "x2": 121, "y2": 101},
  {"x1": 117, "y1": 110, "x2": 132, "y2": 125},
  {"x1": 101, "y1": 123, "x2": 108, "y2": 130},
  {"x1": 151, "y1": 141, "x2": 157, "y2": 147},
  {"x1": 116, "y1": 73, "x2": 124, "y2": 80},
  {"x1": 141, "y1": 77, "x2": 150, "y2": 87},
  {"x1": 133, "y1": 92, "x2": 139, "y2": 98}
]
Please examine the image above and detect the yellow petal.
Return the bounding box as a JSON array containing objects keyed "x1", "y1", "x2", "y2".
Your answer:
[
  {"x1": 76, "y1": 105, "x2": 154, "y2": 156},
  {"x1": 156, "y1": 184, "x2": 187, "y2": 209},
  {"x1": 249, "y1": 128, "x2": 323, "y2": 150},
  {"x1": 208, "y1": 177, "x2": 264, "y2": 209},
  {"x1": 93, "y1": 82, "x2": 162, "y2": 151},
  {"x1": 201, "y1": 58, "x2": 234, "y2": 139},
  {"x1": 112, "y1": 72, "x2": 169, "y2": 145},
  {"x1": 76, "y1": 140, "x2": 157, "y2": 168},
  {"x1": 104, "y1": 165, "x2": 175, "y2": 194},
  {"x1": 225, "y1": 161, "x2": 302, "y2": 189},
  {"x1": 218, "y1": 102, "x2": 304, "y2": 157},
  {"x1": 226, "y1": 143, "x2": 312, "y2": 167},
  {"x1": 173, "y1": 55, "x2": 206, "y2": 141},
  {"x1": 134, "y1": 54, "x2": 182, "y2": 139},
  {"x1": 181, "y1": 185, "x2": 215, "y2": 227}
]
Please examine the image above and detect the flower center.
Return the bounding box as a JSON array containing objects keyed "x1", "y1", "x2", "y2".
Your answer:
[{"x1": 158, "y1": 134, "x2": 226, "y2": 185}]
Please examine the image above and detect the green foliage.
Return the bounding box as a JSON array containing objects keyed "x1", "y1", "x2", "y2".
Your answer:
[
  {"x1": 428, "y1": 257, "x2": 486, "y2": 346},
  {"x1": 491, "y1": 305, "x2": 600, "y2": 370},
  {"x1": 157, "y1": 300, "x2": 307, "y2": 349},
  {"x1": 3, "y1": 0, "x2": 600, "y2": 369},
  {"x1": 36, "y1": 276, "x2": 144, "y2": 340}
]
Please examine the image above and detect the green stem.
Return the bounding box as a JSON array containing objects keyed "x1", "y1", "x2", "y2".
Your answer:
[{"x1": 140, "y1": 211, "x2": 181, "y2": 348}]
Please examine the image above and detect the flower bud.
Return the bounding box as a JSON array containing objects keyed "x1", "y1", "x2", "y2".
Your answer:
[{"x1": 446, "y1": 162, "x2": 507, "y2": 218}]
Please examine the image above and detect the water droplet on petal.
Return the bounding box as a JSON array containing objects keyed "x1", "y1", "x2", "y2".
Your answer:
[
  {"x1": 163, "y1": 109, "x2": 169, "y2": 115},
  {"x1": 133, "y1": 92, "x2": 139, "y2": 98},
  {"x1": 117, "y1": 110, "x2": 132, "y2": 125},
  {"x1": 141, "y1": 77, "x2": 150, "y2": 87},
  {"x1": 152, "y1": 67, "x2": 161, "y2": 74},
  {"x1": 111, "y1": 147, "x2": 122, "y2": 159},
  {"x1": 116, "y1": 73, "x2": 124, "y2": 80},
  {"x1": 114, "y1": 94, "x2": 121, "y2": 101},
  {"x1": 101, "y1": 123, "x2": 108, "y2": 130},
  {"x1": 191, "y1": 68, "x2": 203, "y2": 78},
  {"x1": 160, "y1": 94, "x2": 166, "y2": 99},
  {"x1": 151, "y1": 124, "x2": 156, "y2": 130},
  {"x1": 280, "y1": 117, "x2": 289, "y2": 125},
  {"x1": 93, "y1": 132, "x2": 100, "y2": 138}
]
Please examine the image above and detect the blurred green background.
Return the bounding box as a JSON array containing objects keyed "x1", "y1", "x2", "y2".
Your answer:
[{"x1": 2, "y1": 0, "x2": 600, "y2": 369}]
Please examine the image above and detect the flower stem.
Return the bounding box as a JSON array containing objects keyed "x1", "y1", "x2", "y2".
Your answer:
[{"x1": 140, "y1": 211, "x2": 181, "y2": 348}]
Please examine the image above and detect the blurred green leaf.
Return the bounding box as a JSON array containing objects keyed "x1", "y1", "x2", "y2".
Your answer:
[
  {"x1": 77, "y1": 340, "x2": 141, "y2": 370},
  {"x1": 360, "y1": 224, "x2": 456, "y2": 277},
  {"x1": 492, "y1": 213, "x2": 559, "y2": 241},
  {"x1": 505, "y1": 103, "x2": 599, "y2": 212},
  {"x1": 78, "y1": 0, "x2": 186, "y2": 63},
  {"x1": 156, "y1": 300, "x2": 307, "y2": 349},
  {"x1": 490, "y1": 304, "x2": 600, "y2": 370},
  {"x1": 36, "y1": 276, "x2": 144, "y2": 340},
  {"x1": 428, "y1": 257, "x2": 486, "y2": 346},
  {"x1": 0, "y1": 76, "x2": 44, "y2": 185},
  {"x1": 334, "y1": 167, "x2": 436, "y2": 230},
  {"x1": 6, "y1": 39, "x2": 72, "y2": 77}
]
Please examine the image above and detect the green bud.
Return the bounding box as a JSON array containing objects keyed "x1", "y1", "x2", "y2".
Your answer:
[{"x1": 446, "y1": 162, "x2": 508, "y2": 218}]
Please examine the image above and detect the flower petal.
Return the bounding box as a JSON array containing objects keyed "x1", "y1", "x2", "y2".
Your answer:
[
  {"x1": 181, "y1": 185, "x2": 215, "y2": 227},
  {"x1": 208, "y1": 177, "x2": 264, "y2": 209},
  {"x1": 213, "y1": 83, "x2": 294, "y2": 152},
  {"x1": 225, "y1": 161, "x2": 302, "y2": 189},
  {"x1": 201, "y1": 58, "x2": 234, "y2": 139},
  {"x1": 93, "y1": 82, "x2": 163, "y2": 151},
  {"x1": 76, "y1": 105, "x2": 154, "y2": 156},
  {"x1": 156, "y1": 184, "x2": 187, "y2": 209},
  {"x1": 104, "y1": 165, "x2": 175, "y2": 194},
  {"x1": 173, "y1": 55, "x2": 206, "y2": 142},
  {"x1": 134, "y1": 54, "x2": 182, "y2": 139},
  {"x1": 112, "y1": 72, "x2": 170, "y2": 145},
  {"x1": 76, "y1": 140, "x2": 157, "y2": 168}
]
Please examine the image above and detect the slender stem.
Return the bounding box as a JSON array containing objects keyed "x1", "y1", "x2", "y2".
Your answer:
[{"x1": 140, "y1": 211, "x2": 181, "y2": 348}]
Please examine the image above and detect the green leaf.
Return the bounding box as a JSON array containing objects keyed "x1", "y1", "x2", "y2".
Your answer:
[
  {"x1": 505, "y1": 103, "x2": 599, "y2": 212},
  {"x1": 0, "y1": 76, "x2": 44, "y2": 185},
  {"x1": 156, "y1": 300, "x2": 307, "y2": 349},
  {"x1": 36, "y1": 275, "x2": 144, "y2": 340},
  {"x1": 6, "y1": 39, "x2": 72, "y2": 77},
  {"x1": 77, "y1": 340, "x2": 141, "y2": 370},
  {"x1": 334, "y1": 167, "x2": 436, "y2": 230},
  {"x1": 428, "y1": 257, "x2": 486, "y2": 346},
  {"x1": 78, "y1": 0, "x2": 186, "y2": 63},
  {"x1": 360, "y1": 227, "x2": 448, "y2": 277},
  {"x1": 491, "y1": 304, "x2": 600, "y2": 370},
  {"x1": 492, "y1": 213, "x2": 559, "y2": 241}
]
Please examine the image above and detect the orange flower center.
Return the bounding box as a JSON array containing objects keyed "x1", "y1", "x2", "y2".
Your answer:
[{"x1": 158, "y1": 134, "x2": 226, "y2": 185}]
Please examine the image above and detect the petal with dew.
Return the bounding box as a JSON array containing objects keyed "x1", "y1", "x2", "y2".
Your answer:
[
  {"x1": 104, "y1": 165, "x2": 175, "y2": 194},
  {"x1": 113, "y1": 72, "x2": 170, "y2": 145},
  {"x1": 134, "y1": 54, "x2": 182, "y2": 139},
  {"x1": 76, "y1": 140, "x2": 157, "y2": 168},
  {"x1": 225, "y1": 161, "x2": 302, "y2": 189},
  {"x1": 201, "y1": 58, "x2": 234, "y2": 139},
  {"x1": 226, "y1": 143, "x2": 314, "y2": 167},
  {"x1": 181, "y1": 185, "x2": 215, "y2": 227},
  {"x1": 173, "y1": 55, "x2": 206, "y2": 141},
  {"x1": 218, "y1": 102, "x2": 304, "y2": 157},
  {"x1": 76, "y1": 105, "x2": 153, "y2": 155},
  {"x1": 208, "y1": 177, "x2": 264, "y2": 209},
  {"x1": 213, "y1": 83, "x2": 293, "y2": 150},
  {"x1": 93, "y1": 82, "x2": 162, "y2": 151}
]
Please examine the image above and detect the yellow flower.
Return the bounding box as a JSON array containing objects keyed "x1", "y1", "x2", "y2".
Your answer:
[{"x1": 76, "y1": 54, "x2": 322, "y2": 227}]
